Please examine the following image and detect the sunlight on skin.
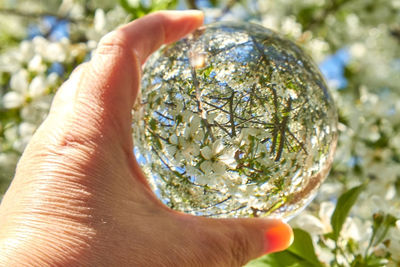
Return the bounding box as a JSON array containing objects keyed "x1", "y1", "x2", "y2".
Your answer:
[{"x1": 0, "y1": 11, "x2": 292, "y2": 267}]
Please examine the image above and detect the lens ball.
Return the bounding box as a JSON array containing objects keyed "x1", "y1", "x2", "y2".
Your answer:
[{"x1": 133, "y1": 21, "x2": 338, "y2": 219}]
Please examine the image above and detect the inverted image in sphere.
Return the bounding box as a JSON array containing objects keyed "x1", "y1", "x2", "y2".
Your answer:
[{"x1": 133, "y1": 21, "x2": 338, "y2": 219}]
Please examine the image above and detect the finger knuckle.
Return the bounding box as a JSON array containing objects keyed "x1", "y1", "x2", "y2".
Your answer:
[{"x1": 96, "y1": 30, "x2": 130, "y2": 56}]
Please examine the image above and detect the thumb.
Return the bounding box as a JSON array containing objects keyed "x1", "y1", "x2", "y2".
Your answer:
[
  {"x1": 184, "y1": 216, "x2": 293, "y2": 266},
  {"x1": 51, "y1": 11, "x2": 204, "y2": 142}
]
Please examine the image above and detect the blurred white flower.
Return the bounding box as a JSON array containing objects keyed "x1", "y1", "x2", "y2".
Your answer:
[
  {"x1": 20, "y1": 95, "x2": 52, "y2": 123},
  {"x1": 10, "y1": 69, "x2": 29, "y2": 93},
  {"x1": 69, "y1": 2, "x2": 85, "y2": 20},
  {"x1": 350, "y1": 43, "x2": 367, "y2": 58},
  {"x1": 307, "y1": 38, "x2": 330, "y2": 62},
  {"x1": 0, "y1": 152, "x2": 18, "y2": 168},
  {"x1": 262, "y1": 15, "x2": 279, "y2": 31},
  {"x1": 28, "y1": 54, "x2": 46, "y2": 73},
  {"x1": 291, "y1": 201, "x2": 334, "y2": 235},
  {"x1": 29, "y1": 75, "x2": 47, "y2": 98},
  {"x1": 46, "y1": 42, "x2": 67, "y2": 62},
  {"x1": 19, "y1": 41, "x2": 35, "y2": 63},
  {"x1": 32, "y1": 36, "x2": 49, "y2": 58},
  {"x1": 3, "y1": 125, "x2": 18, "y2": 143},
  {"x1": 2, "y1": 91, "x2": 24, "y2": 109},
  {"x1": 94, "y1": 9, "x2": 106, "y2": 33},
  {"x1": 292, "y1": 213, "x2": 326, "y2": 234},
  {"x1": 47, "y1": 72, "x2": 59, "y2": 86},
  {"x1": 18, "y1": 122, "x2": 36, "y2": 138},
  {"x1": 341, "y1": 217, "x2": 369, "y2": 244},
  {"x1": 281, "y1": 16, "x2": 302, "y2": 38}
]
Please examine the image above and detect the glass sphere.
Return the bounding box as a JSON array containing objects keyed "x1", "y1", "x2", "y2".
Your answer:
[{"x1": 132, "y1": 21, "x2": 338, "y2": 219}]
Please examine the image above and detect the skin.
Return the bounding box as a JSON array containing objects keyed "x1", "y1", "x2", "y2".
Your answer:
[{"x1": 0, "y1": 11, "x2": 293, "y2": 266}]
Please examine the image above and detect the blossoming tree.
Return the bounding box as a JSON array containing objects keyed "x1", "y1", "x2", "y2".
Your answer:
[{"x1": 1, "y1": 0, "x2": 399, "y2": 266}]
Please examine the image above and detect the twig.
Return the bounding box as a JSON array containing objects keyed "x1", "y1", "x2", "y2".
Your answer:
[
  {"x1": 191, "y1": 66, "x2": 216, "y2": 142},
  {"x1": 228, "y1": 92, "x2": 237, "y2": 137},
  {"x1": 275, "y1": 97, "x2": 292, "y2": 161},
  {"x1": 287, "y1": 128, "x2": 308, "y2": 155},
  {"x1": 213, "y1": 121, "x2": 232, "y2": 137},
  {"x1": 146, "y1": 126, "x2": 169, "y2": 143},
  {"x1": 218, "y1": 0, "x2": 238, "y2": 20},
  {"x1": 155, "y1": 111, "x2": 174, "y2": 122}
]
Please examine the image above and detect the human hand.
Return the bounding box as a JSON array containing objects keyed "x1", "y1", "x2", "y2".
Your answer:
[{"x1": 0, "y1": 11, "x2": 293, "y2": 266}]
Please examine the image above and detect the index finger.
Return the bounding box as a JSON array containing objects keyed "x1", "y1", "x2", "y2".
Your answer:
[{"x1": 50, "y1": 11, "x2": 204, "y2": 149}]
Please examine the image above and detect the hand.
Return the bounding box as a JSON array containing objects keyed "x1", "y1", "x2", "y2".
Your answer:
[{"x1": 0, "y1": 11, "x2": 293, "y2": 266}]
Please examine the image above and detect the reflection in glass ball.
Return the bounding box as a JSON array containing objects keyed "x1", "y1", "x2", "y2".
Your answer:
[{"x1": 133, "y1": 22, "x2": 338, "y2": 219}]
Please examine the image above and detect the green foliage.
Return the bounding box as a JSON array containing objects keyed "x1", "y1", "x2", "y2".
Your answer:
[
  {"x1": 329, "y1": 184, "x2": 366, "y2": 241},
  {"x1": 287, "y1": 229, "x2": 324, "y2": 266},
  {"x1": 119, "y1": 0, "x2": 178, "y2": 18},
  {"x1": 247, "y1": 184, "x2": 399, "y2": 267},
  {"x1": 369, "y1": 213, "x2": 397, "y2": 248},
  {"x1": 246, "y1": 229, "x2": 324, "y2": 267}
]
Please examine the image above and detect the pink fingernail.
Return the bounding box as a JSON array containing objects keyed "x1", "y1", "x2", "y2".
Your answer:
[{"x1": 263, "y1": 220, "x2": 294, "y2": 254}]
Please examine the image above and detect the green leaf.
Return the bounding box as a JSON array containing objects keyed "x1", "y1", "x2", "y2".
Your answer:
[
  {"x1": 245, "y1": 251, "x2": 310, "y2": 267},
  {"x1": 371, "y1": 213, "x2": 397, "y2": 247},
  {"x1": 330, "y1": 184, "x2": 366, "y2": 241},
  {"x1": 351, "y1": 253, "x2": 389, "y2": 267},
  {"x1": 119, "y1": 0, "x2": 178, "y2": 18},
  {"x1": 287, "y1": 229, "x2": 323, "y2": 266},
  {"x1": 365, "y1": 255, "x2": 389, "y2": 267},
  {"x1": 245, "y1": 228, "x2": 323, "y2": 267}
]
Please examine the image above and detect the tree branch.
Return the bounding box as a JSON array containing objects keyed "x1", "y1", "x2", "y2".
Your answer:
[
  {"x1": 191, "y1": 67, "x2": 215, "y2": 142},
  {"x1": 275, "y1": 97, "x2": 292, "y2": 161},
  {"x1": 228, "y1": 91, "x2": 237, "y2": 137}
]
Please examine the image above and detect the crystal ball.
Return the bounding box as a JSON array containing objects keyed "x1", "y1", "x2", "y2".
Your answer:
[{"x1": 132, "y1": 21, "x2": 338, "y2": 219}]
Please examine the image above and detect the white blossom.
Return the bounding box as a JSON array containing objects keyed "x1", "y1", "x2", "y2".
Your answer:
[
  {"x1": 10, "y1": 69, "x2": 29, "y2": 93},
  {"x1": 46, "y1": 42, "x2": 67, "y2": 62},
  {"x1": 1, "y1": 1, "x2": 400, "y2": 263},
  {"x1": 28, "y1": 75, "x2": 47, "y2": 98},
  {"x1": 94, "y1": 9, "x2": 107, "y2": 33},
  {"x1": 28, "y1": 54, "x2": 46, "y2": 73},
  {"x1": 2, "y1": 91, "x2": 24, "y2": 109}
]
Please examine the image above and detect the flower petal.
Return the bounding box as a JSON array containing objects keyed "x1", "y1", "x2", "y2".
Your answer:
[
  {"x1": 200, "y1": 160, "x2": 213, "y2": 174},
  {"x1": 200, "y1": 146, "x2": 212, "y2": 160}
]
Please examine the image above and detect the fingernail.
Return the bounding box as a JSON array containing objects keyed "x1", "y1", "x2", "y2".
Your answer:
[{"x1": 263, "y1": 220, "x2": 294, "y2": 254}]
